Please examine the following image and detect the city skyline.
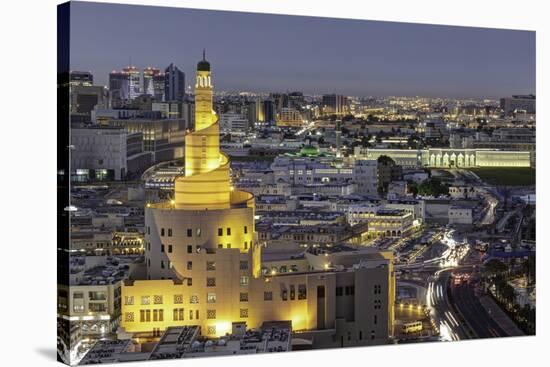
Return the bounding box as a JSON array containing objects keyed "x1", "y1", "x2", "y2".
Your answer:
[{"x1": 70, "y1": 1, "x2": 535, "y2": 99}]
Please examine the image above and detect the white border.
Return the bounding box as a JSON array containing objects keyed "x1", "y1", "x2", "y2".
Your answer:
[{"x1": 0, "y1": 0, "x2": 545, "y2": 366}]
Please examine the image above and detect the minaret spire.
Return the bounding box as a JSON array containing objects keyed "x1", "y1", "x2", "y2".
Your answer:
[{"x1": 203, "y1": 48, "x2": 206, "y2": 61}]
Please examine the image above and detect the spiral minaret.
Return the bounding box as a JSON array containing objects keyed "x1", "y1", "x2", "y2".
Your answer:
[{"x1": 174, "y1": 51, "x2": 232, "y2": 210}]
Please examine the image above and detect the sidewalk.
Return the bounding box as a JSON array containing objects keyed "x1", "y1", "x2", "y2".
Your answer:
[{"x1": 478, "y1": 295, "x2": 525, "y2": 337}]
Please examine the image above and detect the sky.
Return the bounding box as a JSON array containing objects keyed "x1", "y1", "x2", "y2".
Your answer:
[{"x1": 69, "y1": 1, "x2": 536, "y2": 98}]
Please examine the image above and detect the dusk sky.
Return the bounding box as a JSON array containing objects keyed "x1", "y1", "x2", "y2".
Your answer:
[{"x1": 70, "y1": 1, "x2": 536, "y2": 98}]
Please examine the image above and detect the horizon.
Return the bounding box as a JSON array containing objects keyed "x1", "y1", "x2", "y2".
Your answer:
[{"x1": 70, "y1": 1, "x2": 536, "y2": 99}]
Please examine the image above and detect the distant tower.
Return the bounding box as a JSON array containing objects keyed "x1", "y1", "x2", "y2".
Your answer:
[
  {"x1": 335, "y1": 120, "x2": 342, "y2": 158},
  {"x1": 164, "y1": 63, "x2": 185, "y2": 102}
]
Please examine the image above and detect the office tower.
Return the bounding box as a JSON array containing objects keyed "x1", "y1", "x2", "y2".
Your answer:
[
  {"x1": 109, "y1": 65, "x2": 141, "y2": 102},
  {"x1": 143, "y1": 67, "x2": 164, "y2": 101},
  {"x1": 322, "y1": 94, "x2": 349, "y2": 115},
  {"x1": 164, "y1": 63, "x2": 185, "y2": 102},
  {"x1": 153, "y1": 72, "x2": 165, "y2": 101},
  {"x1": 70, "y1": 71, "x2": 93, "y2": 86},
  {"x1": 263, "y1": 99, "x2": 275, "y2": 122},
  {"x1": 500, "y1": 95, "x2": 536, "y2": 115}
]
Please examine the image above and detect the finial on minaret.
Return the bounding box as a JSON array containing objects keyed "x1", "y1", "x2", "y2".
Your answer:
[{"x1": 203, "y1": 48, "x2": 206, "y2": 61}]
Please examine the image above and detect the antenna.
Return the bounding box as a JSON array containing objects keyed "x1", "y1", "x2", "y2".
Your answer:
[{"x1": 203, "y1": 48, "x2": 206, "y2": 60}]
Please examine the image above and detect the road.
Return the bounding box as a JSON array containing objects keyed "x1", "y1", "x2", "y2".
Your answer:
[
  {"x1": 450, "y1": 276, "x2": 508, "y2": 338},
  {"x1": 426, "y1": 268, "x2": 468, "y2": 341}
]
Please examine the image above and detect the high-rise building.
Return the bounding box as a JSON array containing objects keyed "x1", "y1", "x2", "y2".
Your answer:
[
  {"x1": 164, "y1": 63, "x2": 185, "y2": 102},
  {"x1": 322, "y1": 94, "x2": 349, "y2": 115},
  {"x1": 143, "y1": 67, "x2": 165, "y2": 101},
  {"x1": 109, "y1": 66, "x2": 141, "y2": 102},
  {"x1": 263, "y1": 99, "x2": 275, "y2": 122},
  {"x1": 500, "y1": 95, "x2": 536, "y2": 115},
  {"x1": 70, "y1": 71, "x2": 93, "y2": 86}
]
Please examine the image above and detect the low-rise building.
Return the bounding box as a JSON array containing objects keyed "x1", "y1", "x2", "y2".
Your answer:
[{"x1": 448, "y1": 206, "x2": 473, "y2": 225}]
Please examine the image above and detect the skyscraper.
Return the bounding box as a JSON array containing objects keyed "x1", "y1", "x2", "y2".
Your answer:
[
  {"x1": 322, "y1": 94, "x2": 349, "y2": 115},
  {"x1": 109, "y1": 65, "x2": 141, "y2": 102},
  {"x1": 69, "y1": 71, "x2": 93, "y2": 86},
  {"x1": 263, "y1": 99, "x2": 275, "y2": 122},
  {"x1": 164, "y1": 63, "x2": 185, "y2": 102},
  {"x1": 143, "y1": 67, "x2": 164, "y2": 101}
]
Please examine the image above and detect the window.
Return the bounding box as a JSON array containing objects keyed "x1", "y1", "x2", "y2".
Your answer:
[
  {"x1": 374, "y1": 300, "x2": 382, "y2": 310},
  {"x1": 125, "y1": 312, "x2": 134, "y2": 322},
  {"x1": 206, "y1": 262, "x2": 216, "y2": 271},
  {"x1": 161, "y1": 244, "x2": 165, "y2": 253},
  {"x1": 264, "y1": 291, "x2": 273, "y2": 301},
  {"x1": 196, "y1": 228, "x2": 202, "y2": 237},
  {"x1": 159, "y1": 309, "x2": 164, "y2": 322},
  {"x1": 187, "y1": 261, "x2": 193, "y2": 270},
  {"x1": 73, "y1": 304, "x2": 84, "y2": 313},
  {"x1": 124, "y1": 296, "x2": 134, "y2": 305},
  {"x1": 226, "y1": 243, "x2": 231, "y2": 249},
  {"x1": 153, "y1": 295, "x2": 163, "y2": 304},
  {"x1": 206, "y1": 277, "x2": 216, "y2": 287},
  {"x1": 290, "y1": 285, "x2": 296, "y2": 300},
  {"x1": 168, "y1": 245, "x2": 173, "y2": 253},
  {"x1": 187, "y1": 228, "x2": 192, "y2": 237},
  {"x1": 207, "y1": 326, "x2": 216, "y2": 335},
  {"x1": 187, "y1": 245, "x2": 192, "y2": 254},
  {"x1": 161, "y1": 228, "x2": 165, "y2": 237},
  {"x1": 147, "y1": 227, "x2": 150, "y2": 235},
  {"x1": 174, "y1": 294, "x2": 183, "y2": 304},
  {"x1": 196, "y1": 310, "x2": 200, "y2": 319},
  {"x1": 240, "y1": 276, "x2": 249, "y2": 286},
  {"x1": 89, "y1": 291, "x2": 106, "y2": 301},
  {"x1": 282, "y1": 290, "x2": 288, "y2": 301},
  {"x1": 240, "y1": 292, "x2": 249, "y2": 302},
  {"x1": 168, "y1": 228, "x2": 172, "y2": 237},
  {"x1": 244, "y1": 241, "x2": 248, "y2": 250},
  {"x1": 141, "y1": 296, "x2": 150, "y2": 305},
  {"x1": 161, "y1": 261, "x2": 165, "y2": 269},
  {"x1": 298, "y1": 284, "x2": 307, "y2": 300},
  {"x1": 189, "y1": 310, "x2": 193, "y2": 320},
  {"x1": 173, "y1": 308, "x2": 184, "y2": 321},
  {"x1": 218, "y1": 228, "x2": 223, "y2": 236},
  {"x1": 336, "y1": 287, "x2": 343, "y2": 296},
  {"x1": 345, "y1": 285, "x2": 355, "y2": 295},
  {"x1": 146, "y1": 310, "x2": 151, "y2": 322},
  {"x1": 190, "y1": 294, "x2": 199, "y2": 304},
  {"x1": 153, "y1": 309, "x2": 158, "y2": 322},
  {"x1": 207, "y1": 309, "x2": 216, "y2": 319},
  {"x1": 196, "y1": 245, "x2": 202, "y2": 253},
  {"x1": 374, "y1": 284, "x2": 382, "y2": 295},
  {"x1": 218, "y1": 244, "x2": 223, "y2": 249},
  {"x1": 140, "y1": 310, "x2": 145, "y2": 322},
  {"x1": 227, "y1": 228, "x2": 231, "y2": 236},
  {"x1": 73, "y1": 292, "x2": 84, "y2": 300},
  {"x1": 187, "y1": 278, "x2": 193, "y2": 286},
  {"x1": 240, "y1": 309, "x2": 249, "y2": 318},
  {"x1": 207, "y1": 293, "x2": 217, "y2": 303},
  {"x1": 244, "y1": 226, "x2": 248, "y2": 234},
  {"x1": 240, "y1": 261, "x2": 248, "y2": 270},
  {"x1": 374, "y1": 315, "x2": 378, "y2": 325}
]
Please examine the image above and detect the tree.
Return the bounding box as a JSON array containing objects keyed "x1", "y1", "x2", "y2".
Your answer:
[
  {"x1": 417, "y1": 177, "x2": 449, "y2": 197},
  {"x1": 483, "y1": 259, "x2": 508, "y2": 277}
]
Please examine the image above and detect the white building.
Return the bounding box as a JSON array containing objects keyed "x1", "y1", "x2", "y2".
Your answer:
[
  {"x1": 448, "y1": 206, "x2": 473, "y2": 225},
  {"x1": 220, "y1": 113, "x2": 249, "y2": 133},
  {"x1": 71, "y1": 126, "x2": 128, "y2": 181}
]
